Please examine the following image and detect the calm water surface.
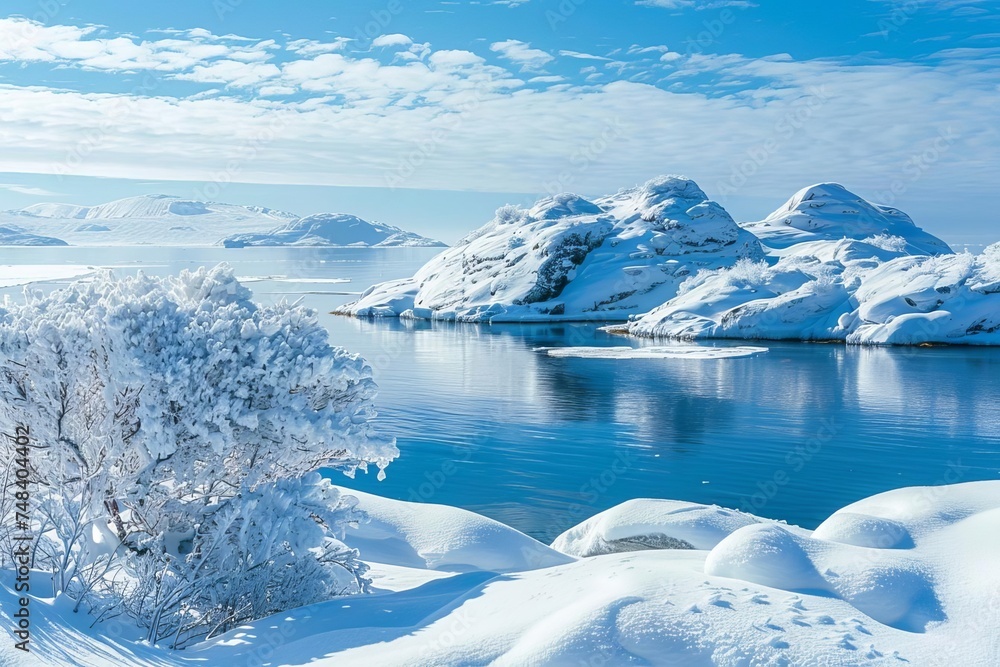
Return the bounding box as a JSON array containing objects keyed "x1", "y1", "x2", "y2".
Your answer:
[{"x1": 2, "y1": 247, "x2": 998, "y2": 542}]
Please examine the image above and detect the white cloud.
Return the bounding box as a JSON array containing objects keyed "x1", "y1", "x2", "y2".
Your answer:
[
  {"x1": 286, "y1": 38, "x2": 350, "y2": 55},
  {"x1": 559, "y1": 50, "x2": 612, "y2": 61},
  {"x1": 429, "y1": 50, "x2": 487, "y2": 67},
  {"x1": 371, "y1": 34, "x2": 413, "y2": 48},
  {"x1": 490, "y1": 40, "x2": 554, "y2": 69},
  {"x1": 636, "y1": 0, "x2": 757, "y2": 9},
  {"x1": 0, "y1": 15, "x2": 997, "y2": 222},
  {"x1": 0, "y1": 18, "x2": 277, "y2": 75}
]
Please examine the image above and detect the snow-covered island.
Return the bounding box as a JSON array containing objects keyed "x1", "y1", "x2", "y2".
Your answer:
[
  {"x1": 338, "y1": 175, "x2": 1000, "y2": 346},
  {"x1": 220, "y1": 213, "x2": 447, "y2": 248},
  {"x1": 337, "y1": 177, "x2": 764, "y2": 322},
  {"x1": 0, "y1": 225, "x2": 68, "y2": 246},
  {"x1": 0, "y1": 194, "x2": 445, "y2": 248}
]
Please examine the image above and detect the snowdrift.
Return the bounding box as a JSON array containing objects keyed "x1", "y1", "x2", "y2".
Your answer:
[
  {"x1": 7, "y1": 481, "x2": 998, "y2": 665},
  {"x1": 221, "y1": 213, "x2": 446, "y2": 248},
  {"x1": 336, "y1": 176, "x2": 764, "y2": 322}
]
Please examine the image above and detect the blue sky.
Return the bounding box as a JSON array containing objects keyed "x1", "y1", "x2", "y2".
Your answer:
[{"x1": 0, "y1": 0, "x2": 997, "y2": 243}]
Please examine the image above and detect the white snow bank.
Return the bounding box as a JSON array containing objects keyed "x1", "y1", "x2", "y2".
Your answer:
[
  {"x1": 551, "y1": 498, "x2": 762, "y2": 556},
  {"x1": 536, "y1": 345, "x2": 768, "y2": 359},
  {"x1": 337, "y1": 486, "x2": 574, "y2": 573},
  {"x1": 337, "y1": 176, "x2": 763, "y2": 322},
  {"x1": 0, "y1": 264, "x2": 94, "y2": 287},
  {"x1": 4, "y1": 481, "x2": 1000, "y2": 665}
]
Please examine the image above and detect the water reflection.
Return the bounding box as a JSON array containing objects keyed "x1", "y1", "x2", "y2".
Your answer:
[{"x1": 326, "y1": 316, "x2": 1000, "y2": 539}]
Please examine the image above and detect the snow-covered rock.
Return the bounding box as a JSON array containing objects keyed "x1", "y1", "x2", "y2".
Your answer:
[
  {"x1": 221, "y1": 213, "x2": 446, "y2": 248},
  {"x1": 617, "y1": 186, "x2": 982, "y2": 344},
  {"x1": 337, "y1": 176, "x2": 764, "y2": 322},
  {"x1": 622, "y1": 241, "x2": 1000, "y2": 345},
  {"x1": 0, "y1": 225, "x2": 67, "y2": 246},
  {"x1": 741, "y1": 183, "x2": 952, "y2": 256},
  {"x1": 551, "y1": 498, "x2": 762, "y2": 556}
]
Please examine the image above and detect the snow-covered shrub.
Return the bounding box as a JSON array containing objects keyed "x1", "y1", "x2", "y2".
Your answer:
[
  {"x1": 495, "y1": 203, "x2": 528, "y2": 225},
  {"x1": 0, "y1": 266, "x2": 396, "y2": 647},
  {"x1": 862, "y1": 234, "x2": 909, "y2": 253},
  {"x1": 723, "y1": 258, "x2": 772, "y2": 288}
]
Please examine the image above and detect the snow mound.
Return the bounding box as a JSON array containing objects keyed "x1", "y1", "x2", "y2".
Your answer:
[
  {"x1": 705, "y1": 523, "x2": 944, "y2": 632},
  {"x1": 338, "y1": 487, "x2": 574, "y2": 572},
  {"x1": 337, "y1": 176, "x2": 763, "y2": 322},
  {"x1": 537, "y1": 345, "x2": 768, "y2": 359},
  {"x1": 812, "y1": 512, "x2": 915, "y2": 549},
  {"x1": 741, "y1": 183, "x2": 952, "y2": 256},
  {"x1": 222, "y1": 213, "x2": 446, "y2": 248},
  {"x1": 74, "y1": 223, "x2": 110, "y2": 232},
  {"x1": 0, "y1": 225, "x2": 68, "y2": 246},
  {"x1": 551, "y1": 498, "x2": 762, "y2": 556}
]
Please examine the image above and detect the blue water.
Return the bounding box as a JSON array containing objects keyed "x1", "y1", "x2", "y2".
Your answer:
[{"x1": 2, "y1": 247, "x2": 999, "y2": 542}]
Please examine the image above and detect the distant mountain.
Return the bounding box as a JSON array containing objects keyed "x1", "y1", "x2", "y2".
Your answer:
[
  {"x1": 0, "y1": 225, "x2": 68, "y2": 246},
  {"x1": 1, "y1": 194, "x2": 442, "y2": 247},
  {"x1": 221, "y1": 213, "x2": 446, "y2": 248}
]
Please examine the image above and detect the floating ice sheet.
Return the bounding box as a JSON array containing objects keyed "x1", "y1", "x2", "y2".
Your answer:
[
  {"x1": 536, "y1": 345, "x2": 769, "y2": 359},
  {"x1": 0, "y1": 264, "x2": 95, "y2": 288}
]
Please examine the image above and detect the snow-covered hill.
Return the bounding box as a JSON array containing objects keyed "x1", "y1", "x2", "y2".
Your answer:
[
  {"x1": 741, "y1": 183, "x2": 952, "y2": 255},
  {"x1": 337, "y1": 176, "x2": 764, "y2": 322},
  {"x1": 615, "y1": 186, "x2": 1000, "y2": 345},
  {"x1": 1, "y1": 195, "x2": 441, "y2": 247},
  {"x1": 221, "y1": 213, "x2": 446, "y2": 248},
  {"x1": 0, "y1": 225, "x2": 68, "y2": 246}
]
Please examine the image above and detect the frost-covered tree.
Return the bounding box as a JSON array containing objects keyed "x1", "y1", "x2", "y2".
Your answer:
[{"x1": 0, "y1": 266, "x2": 397, "y2": 647}]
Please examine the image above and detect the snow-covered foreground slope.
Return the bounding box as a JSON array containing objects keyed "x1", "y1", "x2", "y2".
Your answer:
[
  {"x1": 4, "y1": 481, "x2": 998, "y2": 665},
  {"x1": 740, "y1": 183, "x2": 952, "y2": 256},
  {"x1": 221, "y1": 213, "x2": 446, "y2": 248},
  {"x1": 337, "y1": 176, "x2": 764, "y2": 322},
  {"x1": 622, "y1": 241, "x2": 1000, "y2": 345},
  {"x1": 1, "y1": 194, "x2": 441, "y2": 247}
]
